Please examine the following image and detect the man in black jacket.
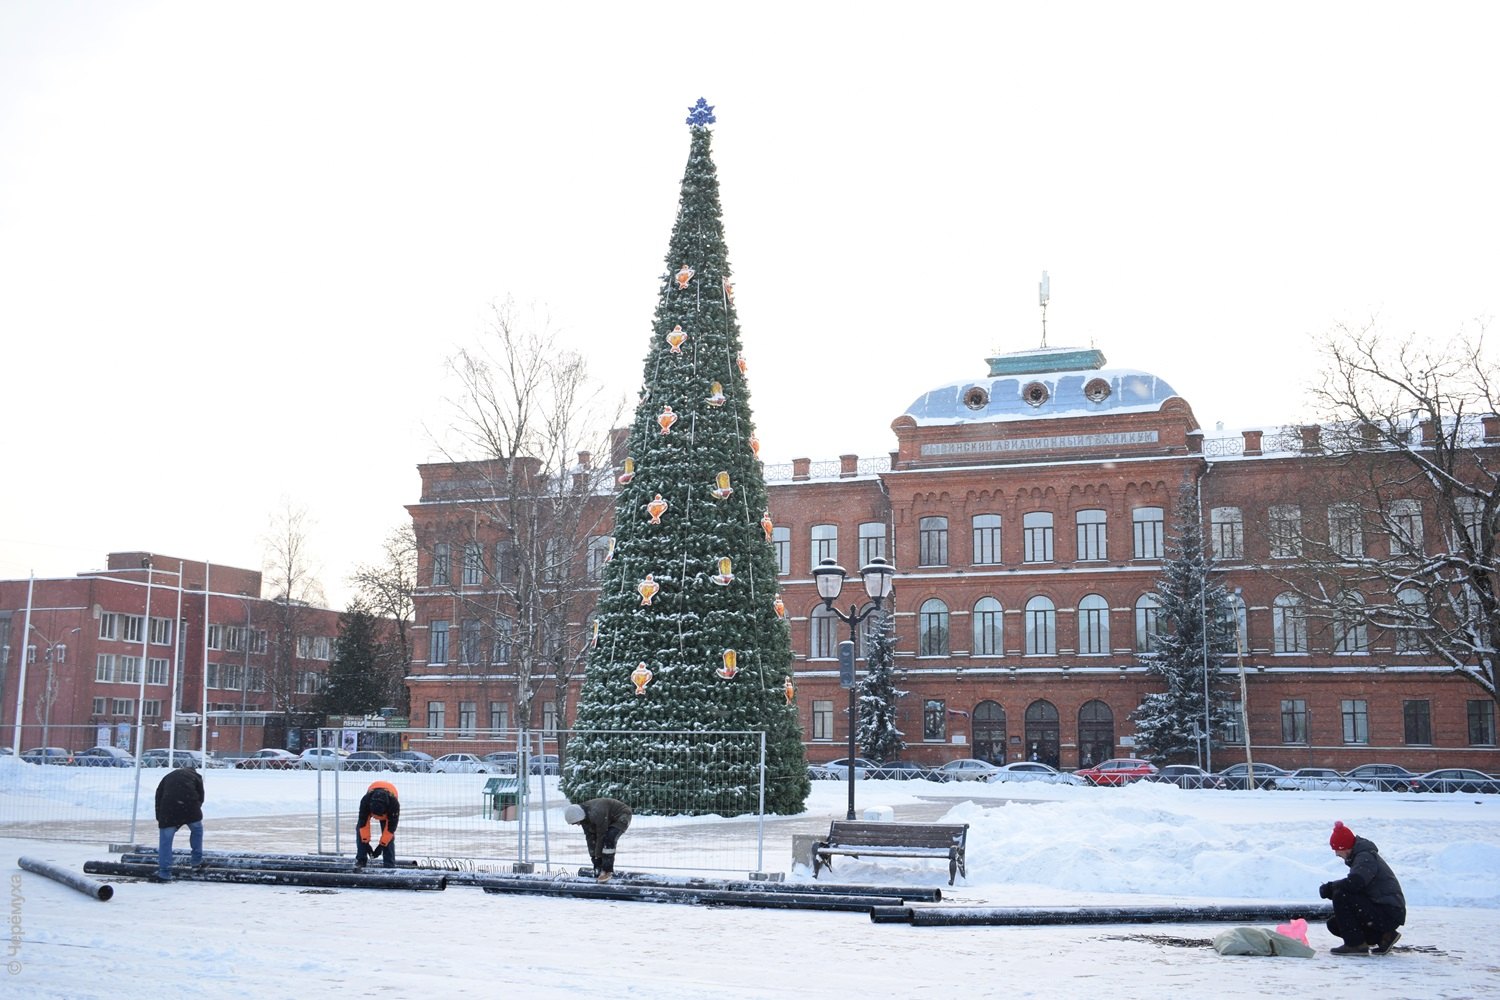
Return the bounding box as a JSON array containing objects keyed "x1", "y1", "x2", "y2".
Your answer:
[
  {"x1": 563, "y1": 798, "x2": 632, "y2": 882},
  {"x1": 153, "y1": 766, "x2": 205, "y2": 882},
  {"x1": 1320, "y1": 820, "x2": 1406, "y2": 955}
]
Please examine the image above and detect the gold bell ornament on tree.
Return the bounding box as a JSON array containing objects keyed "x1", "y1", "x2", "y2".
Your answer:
[
  {"x1": 675, "y1": 264, "x2": 694, "y2": 290},
  {"x1": 657, "y1": 405, "x2": 677, "y2": 435},
  {"x1": 646, "y1": 494, "x2": 669, "y2": 523},
  {"x1": 666, "y1": 325, "x2": 687, "y2": 353},
  {"x1": 717, "y1": 648, "x2": 738, "y2": 680},
  {"x1": 631, "y1": 662, "x2": 654, "y2": 695},
  {"x1": 637, "y1": 574, "x2": 660, "y2": 605}
]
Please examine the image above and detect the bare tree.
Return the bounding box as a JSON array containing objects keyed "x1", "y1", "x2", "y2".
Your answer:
[
  {"x1": 425, "y1": 298, "x2": 622, "y2": 748},
  {"x1": 350, "y1": 524, "x2": 417, "y2": 715},
  {"x1": 262, "y1": 500, "x2": 327, "y2": 721},
  {"x1": 1277, "y1": 322, "x2": 1499, "y2": 708}
]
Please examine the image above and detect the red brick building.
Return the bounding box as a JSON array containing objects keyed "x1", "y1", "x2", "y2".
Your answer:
[
  {"x1": 1, "y1": 552, "x2": 345, "y2": 756},
  {"x1": 401, "y1": 343, "x2": 1500, "y2": 772}
]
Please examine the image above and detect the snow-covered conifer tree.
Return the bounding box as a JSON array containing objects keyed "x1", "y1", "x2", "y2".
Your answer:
[{"x1": 856, "y1": 612, "x2": 906, "y2": 763}]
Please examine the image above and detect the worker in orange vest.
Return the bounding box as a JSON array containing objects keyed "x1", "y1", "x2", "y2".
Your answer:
[{"x1": 355, "y1": 780, "x2": 400, "y2": 869}]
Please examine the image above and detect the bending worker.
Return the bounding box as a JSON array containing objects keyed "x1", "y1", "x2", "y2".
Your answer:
[
  {"x1": 563, "y1": 797, "x2": 632, "y2": 882},
  {"x1": 355, "y1": 780, "x2": 400, "y2": 869}
]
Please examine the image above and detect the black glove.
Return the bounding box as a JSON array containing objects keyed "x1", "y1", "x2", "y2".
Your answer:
[{"x1": 1318, "y1": 881, "x2": 1339, "y2": 899}]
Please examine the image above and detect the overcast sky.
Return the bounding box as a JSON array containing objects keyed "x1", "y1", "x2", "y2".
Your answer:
[{"x1": 2, "y1": 1, "x2": 1496, "y2": 608}]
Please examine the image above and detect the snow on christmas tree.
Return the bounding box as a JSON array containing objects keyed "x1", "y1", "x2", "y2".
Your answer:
[
  {"x1": 856, "y1": 612, "x2": 906, "y2": 764},
  {"x1": 1129, "y1": 484, "x2": 1239, "y2": 764},
  {"x1": 562, "y1": 100, "x2": 809, "y2": 815}
]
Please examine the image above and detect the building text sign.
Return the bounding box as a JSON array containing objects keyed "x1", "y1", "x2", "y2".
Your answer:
[{"x1": 921, "y1": 430, "x2": 1159, "y2": 458}]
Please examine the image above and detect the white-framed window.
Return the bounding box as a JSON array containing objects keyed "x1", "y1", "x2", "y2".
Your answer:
[
  {"x1": 111, "y1": 698, "x2": 132, "y2": 716},
  {"x1": 123, "y1": 615, "x2": 145, "y2": 643},
  {"x1": 1341, "y1": 699, "x2": 1369, "y2": 744},
  {"x1": 918, "y1": 599, "x2": 950, "y2": 656},
  {"x1": 972, "y1": 514, "x2": 1002, "y2": 565},
  {"x1": 296, "y1": 671, "x2": 324, "y2": 694},
  {"x1": 1333, "y1": 592, "x2": 1369, "y2": 654},
  {"x1": 587, "y1": 536, "x2": 612, "y2": 580},
  {"x1": 221, "y1": 664, "x2": 243, "y2": 691},
  {"x1": 251, "y1": 630, "x2": 268, "y2": 654},
  {"x1": 117, "y1": 656, "x2": 142, "y2": 684},
  {"x1": 147, "y1": 658, "x2": 170, "y2": 685},
  {"x1": 225, "y1": 626, "x2": 246, "y2": 653},
  {"x1": 1025, "y1": 596, "x2": 1056, "y2": 655},
  {"x1": 1023, "y1": 512, "x2": 1054, "y2": 563},
  {"x1": 1272, "y1": 592, "x2": 1308, "y2": 653},
  {"x1": 206, "y1": 624, "x2": 222, "y2": 650},
  {"x1": 1220, "y1": 698, "x2": 1243, "y2": 744},
  {"x1": 492, "y1": 617, "x2": 513, "y2": 665},
  {"x1": 542, "y1": 701, "x2": 558, "y2": 734},
  {"x1": 773, "y1": 527, "x2": 791, "y2": 575},
  {"x1": 427, "y1": 701, "x2": 446, "y2": 732},
  {"x1": 1133, "y1": 507, "x2": 1164, "y2": 559},
  {"x1": 463, "y1": 542, "x2": 485, "y2": 586},
  {"x1": 1387, "y1": 499, "x2": 1423, "y2": 556},
  {"x1": 1210, "y1": 506, "x2": 1244, "y2": 560},
  {"x1": 95, "y1": 654, "x2": 116, "y2": 683},
  {"x1": 1269, "y1": 504, "x2": 1303, "y2": 558},
  {"x1": 142, "y1": 699, "x2": 162, "y2": 718},
  {"x1": 1134, "y1": 594, "x2": 1160, "y2": 653},
  {"x1": 1077, "y1": 594, "x2": 1109, "y2": 655},
  {"x1": 972, "y1": 597, "x2": 1003, "y2": 656},
  {"x1": 205, "y1": 663, "x2": 220, "y2": 689},
  {"x1": 429, "y1": 620, "x2": 449, "y2": 665},
  {"x1": 489, "y1": 702, "x2": 510, "y2": 730},
  {"x1": 432, "y1": 541, "x2": 451, "y2": 587},
  {"x1": 248, "y1": 666, "x2": 266, "y2": 691},
  {"x1": 1075, "y1": 509, "x2": 1107, "y2": 562},
  {"x1": 1281, "y1": 699, "x2": 1308, "y2": 743},
  {"x1": 98, "y1": 613, "x2": 119, "y2": 641},
  {"x1": 1395, "y1": 588, "x2": 1426, "y2": 653},
  {"x1": 296, "y1": 635, "x2": 333, "y2": 660},
  {"x1": 1328, "y1": 502, "x2": 1364, "y2": 559},
  {"x1": 459, "y1": 701, "x2": 478, "y2": 733},
  {"x1": 809, "y1": 604, "x2": 838, "y2": 659},
  {"x1": 149, "y1": 617, "x2": 173, "y2": 644},
  {"x1": 812, "y1": 700, "x2": 834, "y2": 741},
  {"x1": 919, "y1": 516, "x2": 949, "y2": 566},
  {"x1": 859, "y1": 521, "x2": 886, "y2": 567},
  {"x1": 1454, "y1": 496, "x2": 1485, "y2": 549},
  {"x1": 92, "y1": 697, "x2": 106, "y2": 715},
  {"x1": 460, "y1": 619, "x2": 482, "y2": 665},
  {"x1": 494, "y1": 540, "x2": 516, "y2": 584},
  {"x1": 810, "y1": 524, "x2": 838, "y2": 567},
  {"x1": 923, "y1": 699, "x2": 947, "y2": 741}
]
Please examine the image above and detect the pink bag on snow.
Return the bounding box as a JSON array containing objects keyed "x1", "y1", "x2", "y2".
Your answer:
[{"x1": 1275, "y1": 918, "x2": 1309, "y2": 945}]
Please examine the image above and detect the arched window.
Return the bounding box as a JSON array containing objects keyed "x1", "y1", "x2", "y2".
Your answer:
[
  {"x1": 1134, "y1": 593, "x2": 1160, "y2": 653},
  {"x1": 1333, "y1": 592, "x2": 1369, "y2": 654},
  {"x1": 1024, "y1": 700, "x2": 1060, "y2": 767},
  {"x1": 973, "y1": 701, "x2": 1007, "y2": 764},
  {"x1": 1395, "y1": 588, "x2": 1426, "y2": 653},
  {"x1": 1025, "y1": 596, "x2": 1056, "y2": 655},
  {"x1": 1077, "y1": 594, "x2": 1110, "y2": 655},
  {"x1": 1077, "y1": 700, "x2": 1115, "y2": 768},
  {"x1": 1272, "y1": 592, "x2": 1307, "y2": 653},
  {"x1": 972, "y1": 597, "x2": 1003, "y2": 656},
  {"x1": 809, "y1": 604, "x2": 838, "y2": 659},
  {"x1": 919, "y1": 599, "x2": 950, "y2": 657}
]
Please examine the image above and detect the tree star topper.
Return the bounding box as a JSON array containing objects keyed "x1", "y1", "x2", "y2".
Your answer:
[{"x1": 685, "y1": 97, "x2": 716, "y2": 128}]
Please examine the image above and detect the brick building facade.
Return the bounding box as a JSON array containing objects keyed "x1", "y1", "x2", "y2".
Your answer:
[{"x1": 0, "y1": 552, "x2": 345, "y2": 756}]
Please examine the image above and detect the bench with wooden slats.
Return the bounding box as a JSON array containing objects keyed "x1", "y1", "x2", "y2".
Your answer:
[{"x1": 812, "y1": 820, "x2": 969, "y2": 885}]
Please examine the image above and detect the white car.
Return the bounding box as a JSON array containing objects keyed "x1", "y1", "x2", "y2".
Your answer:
[
  {"x1": 935, "y1": 758, "x2": 1003, "y2": 782},
  {"x1": 297, "y1": 747, "x2": 351, "y2": 770},
  {"x1": 987, "y1": 761, "x2": 1086, "y2": 786},
  {"x1": 1272, "y1": 767, "x2": 1376, "y2": 792},
  {"x1": 431, "y1": 753, "x2": 496, "y2": 774}
]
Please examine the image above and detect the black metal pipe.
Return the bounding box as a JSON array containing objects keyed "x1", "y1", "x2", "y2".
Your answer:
[
  {"x1": 869, "y1": 905, "x2": 912, "y2": 923},
  {"x1": 140, "y1": 849, "x2": 416, "y2": 868},
  {"x1": 468, "y1": 873, "x2": 903, "y2": 912},
  {"x1": 18, "y1": 856, "x2": 113, "y2": 901},
  {"x1": 122, "y1": 853, "x2": 394, "y2": 874},
  {"x1": 596, "y1": 872, "x2": 941, "y2": 902},
  {"x1": 885, "y1": 902, "x2": 1335, "y2": 926},
  {"x1": 83, "y1": 860, "x2": 445, "y2": 891}
]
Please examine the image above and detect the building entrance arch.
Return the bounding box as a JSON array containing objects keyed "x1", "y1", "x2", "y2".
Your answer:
[
  {"x1": 1024, "y1": 699, "x2": 1060, "y2": 768},
  {"x1": 972, "y1": 700, "x2": 1006, "y2": 763},
  {"x1": 1077, "y1": 699, "x2": 1115, "y2": 768}
]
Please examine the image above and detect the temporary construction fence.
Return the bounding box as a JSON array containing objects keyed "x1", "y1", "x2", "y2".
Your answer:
[{"x1": 0, "y1": 726, "x2": 774, "y2": 877}]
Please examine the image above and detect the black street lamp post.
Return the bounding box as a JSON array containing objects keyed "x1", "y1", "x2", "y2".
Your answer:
[{"x1": 812, "y1": 556, "x2": 895, "y2": 821}]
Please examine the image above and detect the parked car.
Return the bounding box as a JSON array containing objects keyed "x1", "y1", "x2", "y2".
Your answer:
[
  {"x1": 1074, "y1": 758, "x2": 1158, "y2": 787},
  {"x1": 934, "y1": 758, "x2": 1003, "y2": 782},
  {"x1": 1272, "y1": 767, "x2": 1376, "y2": 792},
  {"x1": 1344, "y1": 763, "x2": 1420, "y2": 792},
  {"x1": 389, "y1": 750, "x2": 436, "y2": 773},
  {"x1": 431, "y1": 752, "x2": 496, "y2": 774},
  {"x1": 1412, "y1": 768, "x2": 1500, "y2": 794},
  {"x1": 297, "y1": 747, "x2": 351, "y2": 770},
  {"x1": 867, "y1": 760, "x2": 939, "y2": 781},
  {"x1": 71, "y1": 746, "x2": 135, "y2": 767},
  {"x1": 20, "y1": 747, "x2": 73, "y2": 765},
  {"x1": 528, "y1": 753, "x2": 561, "y2": 776},
  {"x1": 345, "y1": 750, "x2": 414, "y2": 773},
  {"x1": 1145, "y1": 764, "x2": 1214, "y2": 789},
  {"x1": 814, "y1": 757, "x2": 878, "y2": 780},
  {"x1": 1213, "y1": 762, "x2": 1291, "y2": 790},
  {"x1": 988, "y1": 760, "x2": 1086, "y2": 786},
  {"x1": 236, "y1": 748, "x2": 300, "y2": 770},
  {"x1": 141, "y1": 748, "x2": 229, "y2": 769},
  {"x1": 482, "y1": 751, "x2": 520, "y2": 774}
]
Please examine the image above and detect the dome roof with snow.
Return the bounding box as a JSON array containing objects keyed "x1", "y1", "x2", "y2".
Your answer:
[{"x1": 901, "y1": 346, "x2": 1180, "y2": 426}]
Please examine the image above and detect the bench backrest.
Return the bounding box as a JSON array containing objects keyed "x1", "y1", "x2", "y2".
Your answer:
[{"x1": 825, "y1": 821, "x2": 967, "y2": 849}]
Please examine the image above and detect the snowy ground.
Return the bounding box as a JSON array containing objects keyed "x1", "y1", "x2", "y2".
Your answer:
[{"x1": 5, "y1": 773, "x2": 1499, "y2": 999}]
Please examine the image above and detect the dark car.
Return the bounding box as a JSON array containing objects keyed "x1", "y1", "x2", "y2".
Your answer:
[
  {"x1": 1146, "y1": 764, "x2": 1214, "y2": 789},
  {"x1": 71, "y1": 746, "x2": 135, "y2": 767},
  {"x1": 1344, "y1": 763, "x2": 1420, "y2": 792},
  {"x1": 389, "y1": 750, "x2": 435, "y2": 773},
  {"x1": 20, "y1": 747, "x2": 72, "y2": 765},
  {"x1": 1213, "y1": 762, "x2": 1291, "y2": 790},
  {"x1": 1412, "y1": 768, "x2": 1500, "y2": 794},
  {"x1": 868, "y1": 760, "x2": 938, "y2": 781}
]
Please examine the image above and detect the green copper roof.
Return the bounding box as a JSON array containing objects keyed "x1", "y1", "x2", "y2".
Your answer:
[{"x1": 986, "y1": 346, "x2": 1107, "y2": 377}]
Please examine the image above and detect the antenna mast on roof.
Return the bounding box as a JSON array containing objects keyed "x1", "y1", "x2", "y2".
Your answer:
[{"x1": 1038, "y1": 270, "x2": 1050, "y2": 347}]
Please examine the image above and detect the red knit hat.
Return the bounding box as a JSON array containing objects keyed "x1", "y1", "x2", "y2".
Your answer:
[{"x1": 1329, "y1": 821, "x2": 1356, "y2": 851}]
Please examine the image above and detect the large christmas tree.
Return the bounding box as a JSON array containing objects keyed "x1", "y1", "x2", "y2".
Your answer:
[{"x1": 562, "y1": 100, "x2": 808, "y2": 816}]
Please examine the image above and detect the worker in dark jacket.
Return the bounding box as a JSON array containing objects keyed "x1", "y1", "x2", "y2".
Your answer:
[
  {"x1": 563, "y1": 797, "x2": 632, "y2": 882},
  {"x1": 355, "y1": 781, "x2": 400, "y2": 869},
  {"x1": 153, "y1": 766, "x2": 205, "y2": 882},
  {"x1": 1319, "y1": 820, "x2": 1406, "y2": 955}
]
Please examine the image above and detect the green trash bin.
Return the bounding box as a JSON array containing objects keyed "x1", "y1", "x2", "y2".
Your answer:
[{"x1": 483, "y1": 777, "x2": 521, "y2": 820}]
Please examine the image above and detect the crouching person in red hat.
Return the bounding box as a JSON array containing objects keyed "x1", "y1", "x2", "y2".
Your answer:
[
  {"x1": 356, "y1": 781, "x2": 400, "y2": 869},
  {"x1": 1319, "y1": 820, "x2": 1406, "y2": 955}
]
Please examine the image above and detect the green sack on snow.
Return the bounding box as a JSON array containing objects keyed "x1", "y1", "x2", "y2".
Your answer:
[{"x1": 1212, "y1": 926, "x2": 1316, "y2": 958}]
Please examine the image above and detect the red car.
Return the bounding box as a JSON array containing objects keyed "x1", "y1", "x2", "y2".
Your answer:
[{"x1": 1074, "y1": 758, "x2": 1158, "y2": 786}]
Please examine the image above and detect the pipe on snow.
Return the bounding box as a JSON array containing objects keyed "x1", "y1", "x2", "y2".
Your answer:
[
  {"x1": 468, "y1": 873, "x2": 904, "y2": 912},
  {"x1": 83, "y1": 860, "x2": 445, "y2": 891},
  {"x1": 876, "y1": 902, "x2": 1335, "y2": 926},
  {"x1": 18, "y1": 856, "x2": 113, "y2": 901}
]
